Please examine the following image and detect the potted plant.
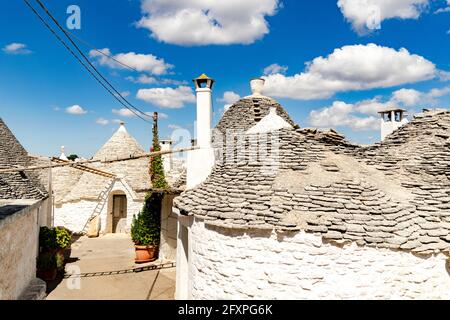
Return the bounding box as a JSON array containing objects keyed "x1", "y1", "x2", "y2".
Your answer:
[
  {"x1": 55, "y1": 227, "x2": 72, "y2": 257},
  {"x1": 36, "y1": 252, "x2": 57, "y2": 281},
  {"x1": 131, "y1": 193, "x2": 163, "y2": 263},
  {"x1": 39, "y1": 226, "x2": 72, "y2": 265}
]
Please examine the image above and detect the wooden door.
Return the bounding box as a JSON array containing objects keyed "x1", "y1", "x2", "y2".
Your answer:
[{"x1": 112, "y1": 195, "x2": 127, "y2": 233}]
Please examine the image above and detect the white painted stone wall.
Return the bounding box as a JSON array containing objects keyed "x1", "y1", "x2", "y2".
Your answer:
[
  {"x1": 188, "y1": 218, "x2": 450, "y2": 299},
  {"x1": 160, "y1": 194, "x2": 178, "y2": 261},
  {"x1": 54, "y1": 200, "x2": 97, "y2": 233},
  {"x1": 186, "y1": 148, "x2": 215, "y2": 189},
  {"x1": 53, "y1": 179, "x2": 144, "y2": 234},
  {"x1": 99, "y1": 179, "x2": 143, "y2": 234},
  {"x1": 0, "y1": 200, "x2": 44, "y2": 300},
  {"x1": 381, "y1": 112, "x2": 408, "y2": 141}
]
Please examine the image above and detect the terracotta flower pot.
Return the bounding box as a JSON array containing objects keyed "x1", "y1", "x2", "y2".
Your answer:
[
  {"x1": 135, "y1": 245, "x2": 158, "y2": 264},
  {"x1": 37, "y1": 268, "x2": 57, "y2": 281}
]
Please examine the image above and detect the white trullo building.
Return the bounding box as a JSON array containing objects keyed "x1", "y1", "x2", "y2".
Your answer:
[
  {"x1": 53, "y1": 122, "x2": 151, "y2": 234},
  {"x1": 173, "y1": 77, "x2": 450, "y2": 299}
]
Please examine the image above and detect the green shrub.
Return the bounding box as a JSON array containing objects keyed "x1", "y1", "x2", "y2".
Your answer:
[
  {"x1": 39, "y1": 226, "x2": 72, "y2": 250},
  {"x1": 55, "y1": 227, "x2": 72, "y2": 249},
  {"x1": 67, "y1": 154, "x2": 79, "y2": 161},
  {"x1": 39, "y1": 227, "x2": 57, "y2": 249},
  {"x1": 131, "y1": 193, "x2": 162, "y2": 247}
]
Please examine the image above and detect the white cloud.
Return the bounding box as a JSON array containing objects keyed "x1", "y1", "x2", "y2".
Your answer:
[
  {"x1": 137, "y1": 0, "x2": 280, "y2": 45},
  {"x1": 147, "y1": 111, "x2": 169, "y2": 119},
  {"x1": 218, "y1": 91, "x2": 241, "y2": 104},
  {"x1": 263, "y1": 43, "x2": 436, "y2": 100},
  {"x1": 218, "y1": 91, "x2": 241, "y2": 111},
  {"x1": 96, "y1": 118, "x2": 109, "y2": 125},
  {"x1": 168, "y1": 124, "x2": 182, "y2": 130},
  {"x1": 427, "y1": 85, "x2": 450, "y2": 98},
  {"x1": 112, "y1": 119, "x2": 123, "y2": 124},
  {"x1": 309, "y1": 101, "x2": 380, "y2": 131},
  {"x1": 112, "y1": 108, "x2": 169, "y2": 120},
  {"x1": 65, "y1": 105, "x2": 87, "y2": 115},
  {"x1": 435, "y1": 0, "x2": 450, "y2": 13},
  {"x1": 127, "y1": 74, "x2": 158, "y2": 84},
  {"x1": 112, "y1": 108, "x2": 137, "y2": 117},
  {"x1": 114, "y1": 91, "x2": 130, "y2": 98},
  {"x1": 354, "y1": 98, "x2": 397, "y2": 115},
  {"x1": 263, "y1": 63, "x2": 288, "y2": 75},
  {"x1": 89, "y1": 48, "x2": 173, "y2": 75},
  {"x1": 337, "y1": 0, "x2": 430, "y2": 34},
  {"x1": 160, "y1": 78, "x2": 189, "y2": 86},
  {"x1": 391, "y1": 88, "x2": 422, "y2": 106},
  {"x1": 126, "y1": 74, "x2": 188, "y2": 86},
  {"x1": 439, "y1": 70, "x2": 450, "y2": 81},
  {"x1": 2, "y1": 42, "x2": 32, "y2": 55},
  {"x1": 136, "y1": 86, "x2": 195, "y2": 108},
  {"x1": 308, "y1": 84, "x2": 450, "y2": 132},
  {"x1": 389, "y1": 86, "x2": 450, "y2": 105}
]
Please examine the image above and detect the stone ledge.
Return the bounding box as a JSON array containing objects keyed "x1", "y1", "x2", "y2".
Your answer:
[{"x1": 18, "y1": 278, "x2": 47, "y2": 300}]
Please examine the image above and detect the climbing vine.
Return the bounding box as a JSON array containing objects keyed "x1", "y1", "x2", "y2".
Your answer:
[{"x1": 150, "y1": 112, "x2": 168, "y2": 189}]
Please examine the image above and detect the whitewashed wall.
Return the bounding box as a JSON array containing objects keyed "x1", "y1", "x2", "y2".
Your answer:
[
  {"x1": 189, "y1": 218, "x2": 450, "y2": 300},
  {"x1": 99, "y1": 179, "x2": 143, "y2": 234},
  {"x1": 54, "y1": 179, "x2": 144, "y2": 234},
  {"x1": 54, "y1": 200, "x2": 96, "y2": 233},
  {"x1": 160, "y1": 194, "x2": 178, "y2": 261},
  {"x1": 0, "y1": 200, "x2": 43, "y2": 300}
]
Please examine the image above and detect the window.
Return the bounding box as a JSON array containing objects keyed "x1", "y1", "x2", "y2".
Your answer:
[{"x1": 383, "y1": 112, "x2": 392, "y2": 122}]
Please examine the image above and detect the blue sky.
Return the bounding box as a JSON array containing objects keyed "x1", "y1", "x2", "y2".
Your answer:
[{"x1": 0, "y1": 0, "x2": 449, "y2": 157}]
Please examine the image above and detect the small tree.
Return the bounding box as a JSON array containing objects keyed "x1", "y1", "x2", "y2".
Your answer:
[
  {"x1": 131, "y1": 192, "x2": 163, "y2": 247},
  {"x1": 67, "y1": 154, "x2": 79, "y2": 161},
  {"x1": 150, "y1": 112, "x2": 168, "y2": 189}
]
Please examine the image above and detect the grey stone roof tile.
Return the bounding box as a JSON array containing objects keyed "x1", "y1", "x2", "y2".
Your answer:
[
  {"x1": 175, "y1": 106, "x2": 450, "y2": 255},
  {"x1": 0, "y1": 118, "x2": 47, "y2": 200}
]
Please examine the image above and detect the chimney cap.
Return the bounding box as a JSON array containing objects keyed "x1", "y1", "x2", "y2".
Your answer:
[
  {"x1": 250, "y1": 78, "x2": 265, "y2": 96},
  {"x1": 193, "y1": 73, "x2": 215, "y2": 89},
  {"x1": 118, "y1": 121, "x2": 128, "y2": 133},
  {"x1": 195, "y1": 73, "x2": 213, "y2": 80},
  {"x1": 377, "y1": 108, "x2": 407, "y2": 114}
]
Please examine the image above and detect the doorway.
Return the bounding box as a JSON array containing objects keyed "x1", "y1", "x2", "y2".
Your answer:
[{"x1": 112, "y1": 195, "x2": 127, "y2": 233}]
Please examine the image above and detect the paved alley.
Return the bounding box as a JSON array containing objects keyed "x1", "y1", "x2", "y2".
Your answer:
[{"x1": 46, "y1": 234, "x2": 175, "y2": 300}]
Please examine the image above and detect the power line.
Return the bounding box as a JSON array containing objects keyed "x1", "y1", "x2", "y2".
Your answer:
[
  {"x1": 33, "y1": 0, "x2": 150, "y2": 120},
  {"x1": 23, "y1": 0, "x2": 148, "y2": 122},
  {"x1": 0, "y1": 146, "x2": 198, "y2": 174},
  {"x1": 65, "y1": 30, "x2": 140, "y2": 73},
  {"x1": 23, "y1": 0, "x2": 151, "y2": 123}
]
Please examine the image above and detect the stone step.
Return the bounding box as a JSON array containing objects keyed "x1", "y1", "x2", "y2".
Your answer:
[{"x1": 18, "y1": 278, "x2": 47, "y2": 300}]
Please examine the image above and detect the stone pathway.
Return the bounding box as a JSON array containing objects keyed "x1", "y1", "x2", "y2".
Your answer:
[{"x1": 46, "y1": 234, "x2": 175, "y2": 300}]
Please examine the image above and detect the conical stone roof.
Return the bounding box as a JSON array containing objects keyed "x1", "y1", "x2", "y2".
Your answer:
[
  {"x1": 175, "y1": 106, "x2": 450, "y2": 256},
  {"x1": 60, "y1": 123, "x2": 151, "y2": 203},
  {"x1": 0, "y1": 118, "x2": 47, "y2": 200},
  {"x1": 93, "y1": 123, "x2": 146, "y2": 160},
  {"x1": 215, "y1": 96, "x2": 295, "y2": 134}
]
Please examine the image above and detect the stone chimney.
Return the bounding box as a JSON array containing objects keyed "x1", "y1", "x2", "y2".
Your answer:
[
  {"x1": 186, "y1": 73, "x2": 216, "y2": 189},
  {"x1": 59, "y1": 146, "x2": 68, "y2": 161},
  {"x1": 250, "y1": 78, "x2": 265, "y2": 96},
  {"x1": 118, "y1": 121, "x2": 127, "y2": 133},
  {"x1": 379, "y1": 108, "x2": 408, "y2": 141},
  {"x1": 193, "y1": 74, "x2": 214, "y2": 149},
  {"x1": 160, "y1": 140, "x2": 173, "y2": 172}
]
